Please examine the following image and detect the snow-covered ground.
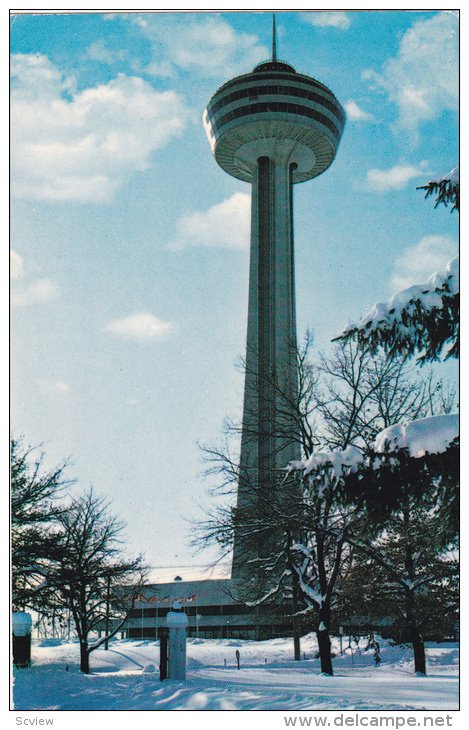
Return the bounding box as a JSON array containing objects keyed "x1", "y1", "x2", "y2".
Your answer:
[{"x1": 12, "y1": 634, "x2": 458, "y2": 711}]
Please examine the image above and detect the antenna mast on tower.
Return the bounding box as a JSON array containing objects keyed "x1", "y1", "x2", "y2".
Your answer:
[{"x1": 272, "y1": 13, "x2": 277, "y2": 62}]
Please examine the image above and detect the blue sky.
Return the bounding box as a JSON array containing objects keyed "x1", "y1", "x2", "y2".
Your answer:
[{"x1": 10, "y1": 9, "x2": 459, "y2": 579}]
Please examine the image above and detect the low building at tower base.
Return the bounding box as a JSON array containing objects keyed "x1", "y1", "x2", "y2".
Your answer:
[{"x1": 120, "y1": 579, "x2": 297, "y2": 641}]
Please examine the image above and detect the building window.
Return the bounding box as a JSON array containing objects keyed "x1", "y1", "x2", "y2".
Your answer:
[{"x1": 128, "y1": 627, "x2": 157, "y2": 639}]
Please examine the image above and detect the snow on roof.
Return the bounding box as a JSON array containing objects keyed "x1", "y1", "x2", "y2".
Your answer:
[{"x1": 135, "y1": 578, "x2": 239, "y2": 607}]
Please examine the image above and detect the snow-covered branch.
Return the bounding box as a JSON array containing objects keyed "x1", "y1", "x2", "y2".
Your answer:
[
  {"x1": 290, "y1": 413, "x2": 459, "y2": 481},
  {"x1": 335, "y1": 258, "x2": 459, "y2": 363},
  {"x1": 243, "y1": 570, "x2": 292, "y2": 607},
  {"x1": 374, "y1": 413, "x2": 459, "y2": 458},
  {"x1": 417, "y1": 167, "x2": 459, "y2": 212}
]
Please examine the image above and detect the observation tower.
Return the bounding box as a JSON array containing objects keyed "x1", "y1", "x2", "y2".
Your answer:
[{"x1": 204, "y1": 17, "x2": 345, "y2": 585}]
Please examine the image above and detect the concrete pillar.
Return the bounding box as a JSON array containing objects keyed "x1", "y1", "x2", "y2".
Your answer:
[
  {"x1": 166, "y1": 603, "x2": 188, "y2": 680},
  {"x1": 233, "y1": 148, "x2": 300, "y2": 584}
]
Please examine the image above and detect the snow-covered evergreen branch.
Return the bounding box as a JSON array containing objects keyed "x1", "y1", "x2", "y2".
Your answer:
[
  {"x1": 417, "y1": 167, "x2": 459, "y2": 212},
  {"x1": 335, "y1": 258, "x2": 459, "y2": 363},
  {"x1": 335, "y1": 169, "x2": 459, "y2": 363}
]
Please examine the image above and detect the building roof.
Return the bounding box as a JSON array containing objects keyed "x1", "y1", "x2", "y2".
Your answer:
[{"x1": 135, "y1": 578, "x2": 241, "y2": 608}]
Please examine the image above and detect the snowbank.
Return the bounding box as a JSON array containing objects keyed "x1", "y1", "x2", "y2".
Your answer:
[{"x1": 12, "y1": 635, "x2": 459, "y2": 711}]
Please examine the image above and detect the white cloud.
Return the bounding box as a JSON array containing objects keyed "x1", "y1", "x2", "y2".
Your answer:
[
  {"x1": 105, "y1": 312, "x2": 171, "y2": 342},
  {"x1": 10, "y1": 250, "x2": 24, "y2": 280},
  {"x1": 10, "y1": 54, "x2": 190, "y2": 203},
  {"x1": 363, "y1": 162, "x2": 428, "y2": 192},
  {"x1": 12, "y1": 277, "x2": 60, "y2": 307},
  {"x1": 344, "y1": 100, "x2": 373, "y2": 122},
  {"x1": 139, "y1": 59, "x2": 175, "y2": 79},
  {"x1": 40, "y1": 380, "x2": 71, "y2": 394},
  {"x1": 39, "y1": 380, "x2": 70, "y2": 395},
  {"x1": 84, "y1": 40, "x2": 128, "y2": 65},
  {"x1": 390, "y1": 234, "x2": 458, "y2": 290},
  {"x1": 11, "y1": 250, "x2": 60, "y2": 306},
  {"x1": 362, "y1": 12, "x2": 458, "y2": 132},
  {"x1": 301, "y1": 12, "x2": 351, "y2": 30},
  {"x1": 123, "y1": 14, "x2": 268, "y2": 78},
  {"x1": 53, "y1": 381, "x2": 70, "y2": 393},
  {"x1": 168, "y1": 192, "x2": 251, "y2": 251}
]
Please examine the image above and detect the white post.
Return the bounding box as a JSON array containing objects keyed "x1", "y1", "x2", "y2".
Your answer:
[
  {"x1": 12, "y1": 612, "x2": 32, "y2": 637},
  {"x1": 166, "y1": 602, "x2": 188, "y2": 680},
  {"x1": 12, "y1": 612, "x2": 33, "y2": 668}
]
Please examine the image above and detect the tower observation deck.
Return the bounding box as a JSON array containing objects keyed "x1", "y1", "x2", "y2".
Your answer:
[{"x1": 203, "y1": 25, "x2": 345, "y2": 587}]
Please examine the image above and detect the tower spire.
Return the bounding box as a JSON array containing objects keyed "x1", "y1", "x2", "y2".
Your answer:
[{"x1": 272, "y1": 13, "x2": 277, "y2": 62}]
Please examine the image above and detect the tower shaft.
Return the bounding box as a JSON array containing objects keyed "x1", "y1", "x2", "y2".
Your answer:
[{"x1": 233, "y1": 150, "x2": 300, "y2": 582}]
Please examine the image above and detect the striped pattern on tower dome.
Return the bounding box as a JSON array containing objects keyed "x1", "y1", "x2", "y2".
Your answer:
[{"x1": 203, "y1": 69, "x2": 345, "y2": 183}]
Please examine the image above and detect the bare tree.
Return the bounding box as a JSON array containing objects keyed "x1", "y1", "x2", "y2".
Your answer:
[
  {"x1": 44, "y1": 489, "x2": 147, "y2": 673},
  {"x1": 229, "y1": 331, "x2": 322, "y2": 461},
  {"x1": 316, "y1": 343, "x2": 448, "y2": 451}
]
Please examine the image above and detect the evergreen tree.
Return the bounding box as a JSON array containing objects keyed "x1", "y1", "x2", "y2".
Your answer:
[
  {"x1": 344, "y1": 447, "x2": 459, "y2": 673},
  {"x1": 323, "y1": 170, "x2": 460, "y2": 672}
]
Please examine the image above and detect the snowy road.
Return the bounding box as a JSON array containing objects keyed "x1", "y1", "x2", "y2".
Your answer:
[{"x1": 187, "y1": 666, "x2": 458, "y2": 711}]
